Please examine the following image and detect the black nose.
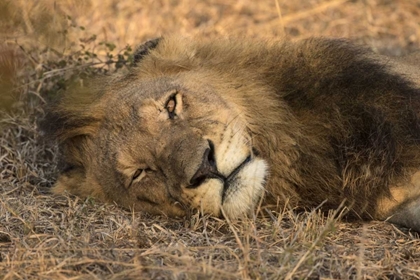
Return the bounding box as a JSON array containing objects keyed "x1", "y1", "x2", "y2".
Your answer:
[{"x1": 189, "y1": 140, "x2": 224, "y2": 188}]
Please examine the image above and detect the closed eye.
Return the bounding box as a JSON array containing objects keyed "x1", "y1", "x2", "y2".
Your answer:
[
  {"x1": 132, "y1": 168, "x2": 153, "y2": 182},
  {"x1": 125, "y1": 168, "x2": 154, "y2": 189}
]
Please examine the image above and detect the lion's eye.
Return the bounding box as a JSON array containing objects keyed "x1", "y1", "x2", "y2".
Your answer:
[{"x1": 165, "y1": 94, "x2": 177, "y2": 119}]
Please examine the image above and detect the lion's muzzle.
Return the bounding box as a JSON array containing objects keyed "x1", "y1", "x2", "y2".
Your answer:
[{"x1": 188, "y1": 140, "x2": 225, "y2": 188}]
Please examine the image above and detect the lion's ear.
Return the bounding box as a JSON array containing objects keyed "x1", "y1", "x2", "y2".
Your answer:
[
  {"x1": 40, "y1": 83, "x2": 104, "y2": 162},
  {"x1": 40, "y1": 85, "x2": 104, "y2": 143},
  {"x1": 133, "y1": 38, "x2": 161, "y2": 65}
]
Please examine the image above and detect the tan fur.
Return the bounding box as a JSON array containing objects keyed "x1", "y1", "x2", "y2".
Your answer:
[{"x1": 42, "y1": 37, "x2": 420, "y2": 231}]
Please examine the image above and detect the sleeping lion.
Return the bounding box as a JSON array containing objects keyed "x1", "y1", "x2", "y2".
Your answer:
[{"x1": 42, "y1": 37, "x2": 420, "y2": 231}]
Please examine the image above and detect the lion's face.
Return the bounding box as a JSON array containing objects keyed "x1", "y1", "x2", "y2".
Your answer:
[{"x1": 53, "y1": 75, "x2": 267, "y2": 219}]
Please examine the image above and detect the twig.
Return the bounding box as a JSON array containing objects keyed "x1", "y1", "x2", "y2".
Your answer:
[{"x1": 274, "y1": 0, "x2": 285, "y2": 36}]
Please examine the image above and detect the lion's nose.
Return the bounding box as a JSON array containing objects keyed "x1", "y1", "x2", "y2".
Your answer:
[{"x1": 188, "y1": 140, "x2": 224, "y2": 187}]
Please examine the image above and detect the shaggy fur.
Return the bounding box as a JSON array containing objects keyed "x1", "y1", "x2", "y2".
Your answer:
[{"x1": 41, "y1": 37, "x2": 420, "y2": 231}]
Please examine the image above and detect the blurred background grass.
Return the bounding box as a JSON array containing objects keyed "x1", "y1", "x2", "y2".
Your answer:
[
  {"x1": 1, "y1": 0, "x2": 419, "y2": 113},
  {"x1": 4, "y1": 1, "x2": 420, "y2": 46}
]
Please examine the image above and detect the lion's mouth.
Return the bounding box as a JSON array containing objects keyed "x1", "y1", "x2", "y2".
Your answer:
[
  {"x1": 221, "y1": 155, "x2": 252, "y2": 203},
  {"x1": 186, "y1": 153, "x2": 253, "y2": 201},
  {"x1": 182, "y1": 151, "x2": 267, "y2": 218}
]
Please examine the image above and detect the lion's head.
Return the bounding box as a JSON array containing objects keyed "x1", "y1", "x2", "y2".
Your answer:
[{"x1": 43, "y1": 37, "x2": 276, "y2": 219}]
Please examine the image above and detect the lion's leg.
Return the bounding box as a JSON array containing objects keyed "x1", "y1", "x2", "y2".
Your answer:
[{"x1": 376, "y1": 171, "x2": 420, "y2": 232}]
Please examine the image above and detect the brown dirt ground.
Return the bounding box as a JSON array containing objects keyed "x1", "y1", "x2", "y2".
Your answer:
[{"x1": 1, "y1": 0, "x2": 420, "y2": 279}]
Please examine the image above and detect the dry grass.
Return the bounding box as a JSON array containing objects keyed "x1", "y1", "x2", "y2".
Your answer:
[{"x1": 1, "y1": 0, "x2": 420, "y2": 279}]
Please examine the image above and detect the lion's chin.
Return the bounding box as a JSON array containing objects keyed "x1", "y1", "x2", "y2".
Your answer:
[
  {"x1": 221, "y1": 158, "x2": 267, "y2": 219},
  {"x1": 183, "y1": 158, "x2": 268, "y2": 219}
]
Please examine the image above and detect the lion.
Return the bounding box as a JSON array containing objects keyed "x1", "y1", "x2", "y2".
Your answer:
[{"x1": 41, "y1": 36, "x2": 420, "y2": 231}]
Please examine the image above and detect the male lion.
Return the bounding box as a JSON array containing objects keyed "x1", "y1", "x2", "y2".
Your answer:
[{"x1": 42, "y1": 37, "x2": 420, "y2": 231}]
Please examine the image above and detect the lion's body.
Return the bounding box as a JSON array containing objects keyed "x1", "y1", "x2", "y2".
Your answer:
[{"x1": 43, "y1": 37, "x2": 420, "y2": 231}]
